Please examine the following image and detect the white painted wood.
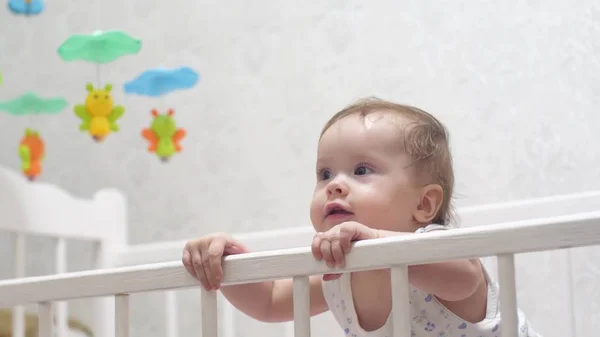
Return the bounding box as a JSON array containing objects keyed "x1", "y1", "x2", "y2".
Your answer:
[
  {"x1": 0, "y1": 164, "x2": 128, "y2": 337},
  {"x1": 90, "y1": 190, "x2": 128, "y2": 337},
  {"x1": 165, "y1": 290, "x2": 178, "y2": 337},
  {"x1": 566, "y1": 245, "x2": 600, "y2": 337},
  {"x1": 0, "y1": 211, "x2": 598, "y2": 308},
  {"x1": 12, "y1": 304, "x2": 25, "y2": 337},
  {"x1": 13, "y1": 232, "x2": 26, "y2": 337},
  {"x1": 55, "y1": 237, "x2": 67, "y2": 273},
  {"x1": 91, "y1": 240, "x2": 116, "y2": 337},
  {"x1": 201, "y1": 289, "x2": 218, "y2": 337},
  {"x1": 565, "y1": 249, "x2": 577, "y2": 336},
  {"x1": 0, "y1": 165, "x2": 126, "y2": 241},
  {"x1": 284, "y1": 321, "x2": 295, "y2": 337},
  {"x1": 220, "y1": 294, "x2": 235, "y2": 337},
  {"x1": 55, "y1": 237, "x2": 68, "y2": 337},
  {"x1": 38, "y1": 302, "x2": 54, "y2": 337},
  {"x1": 115, "y1": 295, "x2": 129, "y2": 337},
  {"x1": 14, "y1": 232, "x2": 25, "y2": 276},
  {"x1": 390, "y1": 265, "x2": 410, "y2": 337},
  {"x1": 498, "y1": 254, "x2": 518, "y2": 337},
  {"x1": 293, "y1": 276, "x2": 310, "y2": 337},
  {"x1": 457, "y1": 190, "x2": 600, "y2": 227}
]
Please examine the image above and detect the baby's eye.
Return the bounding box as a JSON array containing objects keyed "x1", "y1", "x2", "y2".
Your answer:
[
  {"x1": 354, "y1": 166, "x2": 373, "y2": 175},
  {"x1": 319, "y1": 169, "x2": 332, "y2": 181}
]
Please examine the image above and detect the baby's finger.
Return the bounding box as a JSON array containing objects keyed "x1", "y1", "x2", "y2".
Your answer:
[
  {"x1": 200, "y1": 251, "x2": 218, "y2": 290},
  {"x1": 207, "y1": 238, "x2": 227, "y2": 287},
  {"x1": 182, "y1": 247, "x2": 196, "y2": 278},
  {"x1": 311, "y1": 233, "x2": 324, "y2": 260},
  {"x1": 339, "y1": 233, "x2": 353, "y2": 254},
  {"x1": 191, "y1": 248, "x2": 210, "y2": 290},
  {"x1": 330, "y1": 239, "x2": 345, "y2": 267},
  {"x1": 319, "y1": 240, "x2": 335, "y2": 268}
]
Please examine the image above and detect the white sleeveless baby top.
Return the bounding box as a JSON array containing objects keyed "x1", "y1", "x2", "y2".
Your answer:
[{"x1": 321, "y1": 224, "x2": 542, "y2": 337}]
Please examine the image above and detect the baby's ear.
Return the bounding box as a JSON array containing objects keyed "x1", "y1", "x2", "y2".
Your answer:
[{"x1": 413, "y1": 184, "x2": 444, "y2": 224}]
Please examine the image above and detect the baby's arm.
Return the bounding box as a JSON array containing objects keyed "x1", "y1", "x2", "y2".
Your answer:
[
  {"x1": 377, "y1": 229, "x2": 484, "y2": 302},
  {"x1": 312, "y1": 222, "x2": 483, "y2": 302},
  {"x1": 183, "y1": 233, "x2": 329, "y2": 323},
  {"x1": 220, "y1": 275, "x2": 329, "y2": 322},
  {"x1": 406, "y1": 256, "x2": 483, "y2": 301}
]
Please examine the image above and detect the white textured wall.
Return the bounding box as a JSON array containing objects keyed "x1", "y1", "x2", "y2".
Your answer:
[{"x1": 1, "y1": 0, "x2": 600, "y2": 337}]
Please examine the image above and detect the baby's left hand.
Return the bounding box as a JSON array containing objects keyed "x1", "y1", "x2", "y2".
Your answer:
[{"x1": 311, "y1": 221, "x2": 379, "y2": 280}]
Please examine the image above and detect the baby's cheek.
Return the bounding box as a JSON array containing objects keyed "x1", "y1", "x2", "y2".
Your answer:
[
  {"x1": 309, "y1": 203, "x2": 325, "y2": 231},
  {"x1": 361, "y1": 197, "x2": 406, "y2": 231}
]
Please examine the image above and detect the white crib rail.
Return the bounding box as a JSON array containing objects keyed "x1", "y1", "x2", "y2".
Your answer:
[
  {"x1": 12, "y1": 233, "x2": 25, "y2": 337},
  {"x1": 11, "y1": 232, "x2": 70, "y2": 337},
  {"x1": 1, "y1": 211, "x2": 599, "y2": 337}
]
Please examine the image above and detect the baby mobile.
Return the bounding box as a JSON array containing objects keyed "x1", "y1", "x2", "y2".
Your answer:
[
  {"x1": 7, "y1": 0, "x2": 44, "y2": 15},
  {"x1": 123, "y1": 66, "x2": 199, "y2": 162},
  {"x1": 3, "y1": 0, "x2": 57, "y2": 182},
  {"x1": 2, "y1": 0, "x2": 203, "y2": 184},
  {"x1": 57, "y1": 30, "x2": 142, "y2": 142},
  {"x1": 0, "y1": 92, "x2": 68, "y2": 181}
]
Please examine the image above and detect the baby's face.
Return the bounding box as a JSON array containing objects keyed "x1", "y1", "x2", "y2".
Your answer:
[{"x1": 310, "y1": 111, "x2": 423, "y2": 234}]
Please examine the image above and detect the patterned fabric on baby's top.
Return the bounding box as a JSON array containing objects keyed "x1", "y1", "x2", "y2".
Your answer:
[{"x1": 321, "y1": 224, "x2": 542, "y2": 337}]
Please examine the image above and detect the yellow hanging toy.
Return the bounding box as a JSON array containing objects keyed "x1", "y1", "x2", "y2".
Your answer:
[{"x1": 73, "y1": 83, "x2": 124, "y2": 142}]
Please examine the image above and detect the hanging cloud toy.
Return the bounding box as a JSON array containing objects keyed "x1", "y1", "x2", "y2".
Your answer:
[
  {"x1": 8, "y1": 0, "x2": 44, "y2": 15},
  {"x1": 123, "y1": 67, "x2": 199, "y2": 97},
  {"x1": 0, "y1": 92, "x2": 67, "y2": 115},
  {"x1": 57, "y1": 30, "x2": 142, "y2": 64}
]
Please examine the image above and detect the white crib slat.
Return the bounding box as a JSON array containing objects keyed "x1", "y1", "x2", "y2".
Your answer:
[
  {"x1": 38, "y1": 302, "x2": 54, "y2": 337},
  {"x1": 284, "y1": 321, "x2": 295, "y2": 337},
  {"x1": 497, "y1": 254, "x2": 518, "y2": 337},
  {"x1": 201, "y1": 288, "x2": 218, "y2": 337},
  {"x1": 55, "y1": 237, "x2": 68, "y2": 337},
  {"x1": 12, "y1": 305, "x2": 25, "y2": 337},
  {"x1": 115, "y1": 294, "x2": 130, "y2": 337},
  {"x1": 13, "y1": 232, "x2": 26, "y2": 337},
  {"x1": 220, "y1": 293, "x2": 235, "y2": 337},
  {"x1": 165, "y1": 290, "x2": 178, "y2": 337},
  {"x1": 92, "y1": 240, "x2": 115, "y2": 337},
  {"x1": 391, "y1": 265, "x2": 411, "y2": 337},
  {"x1": 293, "y1": 276, "x2": 310, "y2": 337},
  {"x1": 14, "y1": 233, "x2": 25, "y2": 276}
]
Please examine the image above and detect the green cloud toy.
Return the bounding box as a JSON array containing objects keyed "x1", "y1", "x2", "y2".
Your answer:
[
  {"x1": 57, "y1": 30, "x2": 142, "y2": 64},
  {"x1": 0, "y1": 92, "x2": 68, "y2": 115}
]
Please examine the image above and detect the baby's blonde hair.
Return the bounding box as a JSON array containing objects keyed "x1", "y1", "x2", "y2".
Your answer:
[{"x1": 320, "y1": 97, "x2": 455, "y2": 226}]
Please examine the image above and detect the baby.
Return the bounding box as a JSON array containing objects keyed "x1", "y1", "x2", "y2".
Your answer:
[{"x1": 182, "y1": 97, "x2": 540, "y2": 337}]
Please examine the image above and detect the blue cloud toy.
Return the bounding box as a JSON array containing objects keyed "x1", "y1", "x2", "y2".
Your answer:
[
  {"x1": 8, "y1": 0, "x2": 44, "y2": 15},
  {"x1": 123, "y1": 67, "x2": 200, "y2": 97}
]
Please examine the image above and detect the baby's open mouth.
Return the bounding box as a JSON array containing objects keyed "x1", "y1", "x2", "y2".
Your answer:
[{"x1": 327, "y1": 206, "x2": 353, "y2": 216}]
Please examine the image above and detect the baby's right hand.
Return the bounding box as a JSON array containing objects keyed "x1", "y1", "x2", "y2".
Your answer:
[{"x1": 182, "y1": 232, "x2": 249, "y2": 291}]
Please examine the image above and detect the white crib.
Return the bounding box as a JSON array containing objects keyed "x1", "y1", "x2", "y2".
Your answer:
[{"x1": 0, "y1": 164, "x2": 599, "y2": 337}]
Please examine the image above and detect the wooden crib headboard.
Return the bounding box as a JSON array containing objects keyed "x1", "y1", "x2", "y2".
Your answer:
[
  {"x1": 0, "y1": 165, "x2": 127, "y2": 337},
  {"x1": 0, "y1": 165, "x2": 127, "y2": 243}
]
